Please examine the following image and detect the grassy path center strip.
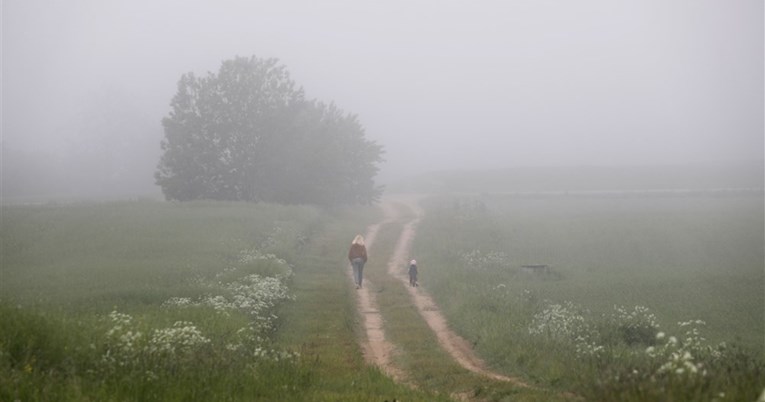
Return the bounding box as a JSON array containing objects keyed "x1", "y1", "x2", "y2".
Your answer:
[
  {"x1": 387, "y1": 197, "x2": 535, "y2": 387},
  {"x1": 353, "y1": 207, "x2": 408, "y2": 383}
]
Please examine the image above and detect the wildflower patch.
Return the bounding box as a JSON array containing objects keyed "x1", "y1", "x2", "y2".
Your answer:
[
  {"x1": 163, "y1": 249, "x2": 294, "y2": 333},
  {"x1": 528, "y1": 301, "x2": 603, "y2": 357},
  {"x1": 645, "y1": 320, "x2": 732, "y2": 378},
  {"x1": 609, "y1": 305, "x2": 660, "y2": 346},
  {"x1": 460, "y1": 249, "x2": 512, "y2": 271},
  {"x1": 148, "y1": 321, "x2": 211, "y2": 356},
  {"x1": 101, "y1": 248, "x2": 298, "y2": 379}
]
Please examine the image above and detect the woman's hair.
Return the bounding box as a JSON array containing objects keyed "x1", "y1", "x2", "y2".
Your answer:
[{"x1": 352, "y1": 234, "x2": 365, "y2": 246}]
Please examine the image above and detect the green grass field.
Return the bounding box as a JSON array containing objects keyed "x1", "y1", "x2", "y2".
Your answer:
[
  {"x1": 0, "y1": 201, "x2": 440, "y2": 401},
  {"x1": 2, "y1": 193, "x2": 763, "y2": 401},
  {"x1": 388, "y1": 164, "x2": 764, "y2": 195},
  {"x1": 361, "y1": 204, "x2": 562, "y2": 401},
  {"x1": 412, "y1": 193, "x2": 764, "y2": 401}
]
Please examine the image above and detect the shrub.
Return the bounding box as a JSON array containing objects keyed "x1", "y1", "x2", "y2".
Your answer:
[
  {"x1": 609, "y1": 305, "x2": 660, "y2": 346},
  {"x1": 528, "y1": 301, "x2": 604, "y2": 357},
  {"x1": 584, "y1": 321, "x2": 765, "y2": 401},
  {"x1": 460, "y1": 249, "x2": 512, "y2": 271}
]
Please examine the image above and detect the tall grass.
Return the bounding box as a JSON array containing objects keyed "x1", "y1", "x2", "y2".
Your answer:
[
  {"x1": 271, "y1": 204, "x2": 448, "y2": 401},
  {"x1": 363, "y1": 210, "x2": 561, "y2": 401},
  {"x1": 413, "y1": 194, "x2": 765, "y2": 401},
  {"x1": 0, "y1": 201, "x2": 435, "y2": 401}
]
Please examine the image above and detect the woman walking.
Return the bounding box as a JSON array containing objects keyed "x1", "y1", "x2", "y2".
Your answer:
[
  {"x1": 348, "y1": 234, "x2": 368, "y2": 289},
  {"x1": 408, "y1": 259, "x2": 418, "y2": 287}
]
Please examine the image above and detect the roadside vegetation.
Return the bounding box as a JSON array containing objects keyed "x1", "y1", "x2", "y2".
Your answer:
[
  {"x1": 412, "y1": 193, "x2": 765, "y2": 401},
  {"x1": 3, "y1": 193, "x2": 763, "y2": 401},
  {"x1": 363, "y1": 204, "x2": 562, "y2": 401},
  {"x1": 0, "y1": 201, "x2": 435, "y2": 401}
]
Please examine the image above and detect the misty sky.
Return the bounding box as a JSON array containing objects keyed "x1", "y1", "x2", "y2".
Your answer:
[{"x1": 3, "y1": 0, "x2": 763, "y2": 182}]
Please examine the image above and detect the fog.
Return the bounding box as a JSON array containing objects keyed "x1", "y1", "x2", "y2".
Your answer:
[{"x1": 2, "y1": 0, "x2": 763, "y2": 200}]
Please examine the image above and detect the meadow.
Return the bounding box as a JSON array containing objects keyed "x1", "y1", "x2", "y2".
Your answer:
[
  {"x1": 412, "y1": 192, "x2": 765, "y2": 401},
  {"x1": 0, "y1": 201, "x2": 442, "y2": 401},
  {"x1": 2, "y1": 193, "x2": 763, "y2": 401}
]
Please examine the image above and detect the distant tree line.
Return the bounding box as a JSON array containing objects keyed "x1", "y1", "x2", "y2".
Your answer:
[{"x1": 155, "y1": 56, "x2": 384, "y2": 205}]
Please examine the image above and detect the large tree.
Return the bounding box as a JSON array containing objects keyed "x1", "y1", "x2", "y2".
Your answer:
[{"x1": 155, "y1": 56, "x2": 384, "y2": 204}]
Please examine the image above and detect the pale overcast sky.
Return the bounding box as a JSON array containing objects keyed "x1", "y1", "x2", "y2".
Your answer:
[{"x1": 3, "y1": 0, "x2": 763, "y2": 182}]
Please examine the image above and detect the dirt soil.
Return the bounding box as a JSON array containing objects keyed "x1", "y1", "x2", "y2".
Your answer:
[
  {"x1": 352, "y1": 196, "x2": 532, "y2": 389},
  {"x1": 352, "y1": 203, "x2": 407, "y2": 382}
]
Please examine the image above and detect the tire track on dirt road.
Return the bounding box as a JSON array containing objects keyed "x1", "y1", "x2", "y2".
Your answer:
[
  {"x1": 352, "y1": 202, "x2": 408, "y2": 383},
  {"x1": 354, "y1": 196, "x2": 536, "y2": 393},
  {"x1": 384, "y1": 196, "x2": 534, "y2": 389}
]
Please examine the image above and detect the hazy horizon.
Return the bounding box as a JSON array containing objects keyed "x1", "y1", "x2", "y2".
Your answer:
[{"x1": 3, "y1": 1, "x2": 763, "y2": 198}]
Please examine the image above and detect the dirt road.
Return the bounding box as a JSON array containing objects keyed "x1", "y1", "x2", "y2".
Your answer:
[
  {"x1": 352, "y1": 196, "x2": 531, "y2": 389},
  {"x1": 352, "y1": 202, "x2": 407, "y2": 382}
]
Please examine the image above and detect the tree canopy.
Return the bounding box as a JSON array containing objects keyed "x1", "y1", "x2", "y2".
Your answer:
[{"x1": 155, "y1": 56, "x2": 384, "y2": 205}]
